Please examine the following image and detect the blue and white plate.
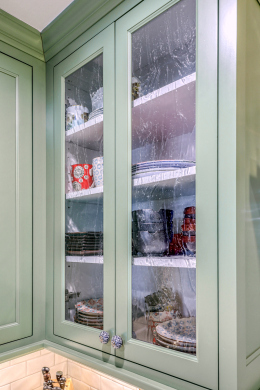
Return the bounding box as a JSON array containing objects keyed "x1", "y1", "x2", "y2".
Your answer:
[
  {"x1": 156, "y1": 317, "x2": 196, "y2": 344},
  {"x1": 155, "y1": 336, "x2": 196, "y2": 353}
]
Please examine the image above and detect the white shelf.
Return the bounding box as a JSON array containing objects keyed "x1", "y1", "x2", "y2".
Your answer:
[
  {"x1": 132, "y1": 166, "x2": 195, "y2": 201},
  {"x1": 65, "y1": 73, "x2": 196, "y2": 151},
  {"x1": 66, "y1": 185, "x2": 103, "y2": 203},
  {"x1": 66, "y1": 255, "x2": 196, "y2": 268},
  {"x1": 65, "y1": 114, "x2": 103, "y2": 150},
  {"x1": 66, "y1": 256, "x2": 103, "y2": 264},
  {"x1": 66, "y1": 167, "x2": 195, "y2": 202},
  {"x1": 133, "y1": 256, "x2": 196, "y2": 268}
]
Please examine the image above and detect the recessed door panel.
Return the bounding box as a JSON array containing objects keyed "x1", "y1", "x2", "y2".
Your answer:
[{"x1": 0, "y1": 53, "x2": 32, "y2": 344}]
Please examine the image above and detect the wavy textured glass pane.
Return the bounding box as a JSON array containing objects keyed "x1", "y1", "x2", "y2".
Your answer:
[
  {"x1": 131, "y1": 0, "x2": 196, "y2": 354},
  {"x1": 64, "y1": 54, "x2": 104, "y2": 329}
]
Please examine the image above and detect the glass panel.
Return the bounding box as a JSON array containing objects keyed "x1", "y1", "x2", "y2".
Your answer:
[
  {"x1": 65, "y1": 54, "x2": 104, "y2": 330},
  {"x1": 131, "y1": 0, "x2": 196, "y2": 354}
]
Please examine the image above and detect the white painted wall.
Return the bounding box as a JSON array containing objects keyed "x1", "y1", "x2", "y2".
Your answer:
[{"x1": 0, "y1": 0, "x2": 74, "y2": 31}]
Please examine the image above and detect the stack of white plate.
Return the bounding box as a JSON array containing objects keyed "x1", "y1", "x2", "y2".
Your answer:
[
  {"x1": 88, "y1": 107, "x2": 103, "y2": 121},
  {"x1": 74, "y1": 298, "x2": 103, "y2": 329},
  {"x1": 132, "y1": 160, "x2": 195, "y2": 179},
  {"x1": 154, "y1": 317, "x2": 196, "y2": 354}
]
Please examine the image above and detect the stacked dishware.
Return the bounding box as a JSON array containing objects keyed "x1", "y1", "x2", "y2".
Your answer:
[
  {"x1": 153, "y1": 317, "x2": 196, "y2": 354},
  {"x1": 89, "y1": 87, "x2": 103, "y2": 120},
  {"x1": 181, "y1": 206, "x2": 196, "y2": 256},
  {"x1": 132, "y1": 160, "x2": 195, "y2": 179},
  {"x1": 65, "y1": 232, "x2": 103, "y2": 256},
  {"x1": 88, "y1": 107, "x2": 103, "y2": 120},
  {"x1": 132, "y1": 209, "x2": 173, "y2": 255},
  {"x1": 74, "y1": 298, "x2": 103, "y2": 329}
]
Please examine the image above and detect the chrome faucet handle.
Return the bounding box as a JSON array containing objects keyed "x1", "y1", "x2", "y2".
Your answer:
[
  {"x1": 99, "y1": 331, "x2": 110, "y2": 344},
  {"x1": 56, "y1": 371, "x2": 63, "y2": 383},
  {"x1": 111, "y1": 335, "x2": 123, "y2": 349},
  {"x1": 59, "y1": 377, "x2": 67, "y2": 390}
]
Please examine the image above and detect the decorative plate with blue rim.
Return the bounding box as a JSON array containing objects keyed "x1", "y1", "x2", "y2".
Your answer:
[
  {"x1": 155, "y1": 336, "x2": 196, "y2": 353},
  {"x1": 75, "y1": 298, "x2": 103, "y2": 316},
  {"x1": 156, "y1": 317, "x2": 196, "y2": 344}
]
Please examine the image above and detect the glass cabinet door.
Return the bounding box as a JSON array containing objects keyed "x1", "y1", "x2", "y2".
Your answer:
[
  {"x1": 53, "y1": 24, "x2": 115, "y2": 352},
  {"x1": 116, "y1": 0, "x2": 218, "y2": 387}
]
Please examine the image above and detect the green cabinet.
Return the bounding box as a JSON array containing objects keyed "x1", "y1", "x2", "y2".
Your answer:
[
  {"x1": 1, "y1": 1, "x2": 260, "y2": 389},
  {"x1": 0, "y1": 53, "x2": 33, "y2": 345},
  {"x1": 51, "y1": 0, "x2": 218, "y2": 388}
]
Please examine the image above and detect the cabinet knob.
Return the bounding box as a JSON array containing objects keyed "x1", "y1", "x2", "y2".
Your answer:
[
  {"x1": 99, "y1": 331, "x2": 110, "y2": 344},
  {"x1": 111, "y1": 335, "x2": 123, "y2": 349}
]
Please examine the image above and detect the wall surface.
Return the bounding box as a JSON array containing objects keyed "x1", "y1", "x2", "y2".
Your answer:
[
  {"x1": 67, "y1": 359, "x2": 140, "y2": 390},
  {"x1": 0, "y1": 349, "x2": 141, "y2": 390},
  {"x1": 0, "y1": 349, "x2": 67, "y2": 390}
]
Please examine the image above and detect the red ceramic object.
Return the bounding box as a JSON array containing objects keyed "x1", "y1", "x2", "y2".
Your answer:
[
  {"x1": 184, "y1": 218, "x2": 196, "y2": 225},
  {"x1": 184, "y1": 206, "x2": 196, "y2": 215},
  {"x1": 169, "y1": 233, "x2": 183, "y2": 255},
  {"x1": 71, "y1": 164, "x2": 94, "y2": 191},
  {"x1": 182, "y1": 224, "x2": 196, "y2": 231}
]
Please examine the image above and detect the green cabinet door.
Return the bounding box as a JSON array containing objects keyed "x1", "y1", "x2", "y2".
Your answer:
[
  {"x1": 53, "y1": 24, "x2": 116, "y2": 353},
  {"x1": 115, "y1": 0, "x2": 218, "y2": 388},
  {"x1": 0, "y1": 53, "x2": 32, "y2": 345}
]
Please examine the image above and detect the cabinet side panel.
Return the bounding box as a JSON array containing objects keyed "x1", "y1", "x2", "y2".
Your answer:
[
  {"x1": 245, "y1": 0, "x2": 260, "y2": 360},
  {"x1": 0, "y1": 53, "x2": 33, "y2": 345},
  {"x1": 0, "y1": 71, "x2": 17, "y2": 326}
]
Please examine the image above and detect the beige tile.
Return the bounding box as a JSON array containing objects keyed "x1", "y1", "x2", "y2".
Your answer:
[
  {"x1": 0, "y1": 362, "x2": 10, "y2": 370},
  {"x1": 40, "y1": 349, "x2": 51, "y2": 356},
  {"x1": 10, "y1": 351, "x2": 41, "y2": 366},
  {"x1": 11, "y1": 372, "x2": 41, "y2": 390},
  {"x1": 100, "y1": 376, "x2": 123, "y2": 390},
  {"x1": 124, "y1": 387, "x2": 138, "y2": 390},
  {"x1": 100, "y1": 373, "x2": 132, "y2": 388},
  {"x1": 71, "y1": 378, "x2": 90, "y2": 390},
  {"x1": 27, "y1": 353, "x2": 55, "y2": 375},
  {"x1": 0, "y1": 385, "x2": 11, "y2": 390},
  {"x1": 81, "y1": 369, "x2": 100, "y2": 389},
  {"x1": 54, "y1": 354, "x2": 67, "y2": 365},
  {"x1": 68, "y1": 362, "x2": 82, "y2": 381},
  {"x1": 0, "y1": 363, "x2": 26, "y2": 387},
  {"x1": 50, "y1": 362, "x2": 68, "y2": 378}
]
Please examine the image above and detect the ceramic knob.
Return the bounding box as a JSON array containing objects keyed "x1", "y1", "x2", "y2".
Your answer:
[
  {"x1": 99, "y1": 330, "x2": 110, "y2": 344},
  {"x1": 111, "y1": 335, "x2": 123, "y2": 349}
]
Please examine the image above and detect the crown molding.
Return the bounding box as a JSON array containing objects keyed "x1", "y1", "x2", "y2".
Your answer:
[
  {"x1": 41, "y1": 0, "x2": 124, "y2": 62},
  {"x1": 0, "y1": 9, "x2": 44, "y2": 61}
]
